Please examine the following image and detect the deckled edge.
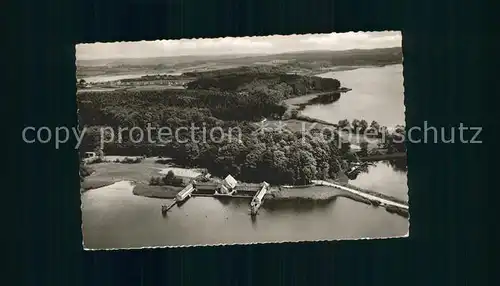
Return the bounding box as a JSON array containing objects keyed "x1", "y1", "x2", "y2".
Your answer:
[
  {"x1": 75, "y1": 31, "x2": 401, "y2": 47},
  {"x1": 83, "y1": 232, "x2": 410, "y2": 252}
]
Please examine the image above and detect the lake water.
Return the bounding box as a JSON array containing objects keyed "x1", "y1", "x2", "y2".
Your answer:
[
  {"x1": 302, "y1": 64, "x2": 405, "y2": 127},
  {"x1": 302, "y1": 64, "x2": 408, "y2": 201},
  {"x1": 81, "y1": 64, "x2": 409, "y2": 249},
  {"x1": 348, "y1": 162, "x2": 408, "y2": 202},
  {"x1": 82, "y1": 74, "x2": 147, "y2": 83},
  {"x1": 82, "y1": 182, "x2": 408, "y2": 249}
]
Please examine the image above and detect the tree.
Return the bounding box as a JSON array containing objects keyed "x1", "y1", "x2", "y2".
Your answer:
[
  {"x1": 214, "y1": 141, "x2": 245, "y2": 177},
  {"x1": 79, "y1": 164, "x2": 93, "y2": 182},
  {"x1": 370, "y1": 120, "x2": 381, "y2": 131},
  {"x1": 161, "y1": 170, "x2": 183, "y2": 186},
  {"x1": 288, "y1": 150, "x2": 317, "y2": 185},
  {"x1": 340, "y1": 141, "x2": 351, "y2": 154},
  {"x1": 184, "y1": 142, "x2": 200, "y2": 165},
  {"x1": 359, "y1": 141, "x2": 369, "y2": 157},
  {"x1": 269, "y1": 150, "x2": 292, "y2": 183},
  {"x1": 379, "y1": 126, "x2": 389, "y2": 139},
  {"x1": 351, "y1": 119, "x2": 361, "y2": 133},
  {"x1": 338, "y1": 119, "x2": 350, "y2": 130},
  {"x1": 296, "y1": 150, "x2": 318, "y2": 184},
  {"x1": 384, "y1": 126, "x2": 406, "y2": 154},
  {"x1": 165, "y1": 170, "x2": 175, "y2": 181},
  {"x1": 359, "y1": 120, "x2": 369, "y2": 133},
  {"x1": 198, "y1": 142, "x2": 219, "y2": 169},
  {"x1": 242, "y1": 143, "x2": 266, "y2": 181},
  {"x1": 308, "y1": 140, "x2": 330, "y2": 180},
  {"x1": 328, "y1": 157, "x2": 343, "y2": 178}
]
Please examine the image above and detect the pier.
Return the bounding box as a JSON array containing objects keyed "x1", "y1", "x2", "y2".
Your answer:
[
  {"x1": 161, "y1": 200, "x2": 177, "y2": 213},
  {"x1": 161, "y1": 183, "x2": 196, "y2": 214},
  {"x1": 250, "y1": 182, "x2": 270, "y2": 216},
  {"x1": 213, "y1": 190, "x2": 237, "y2": 198}
]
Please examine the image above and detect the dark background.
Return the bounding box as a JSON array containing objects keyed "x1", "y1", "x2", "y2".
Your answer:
[{"x1": 11, "y1": 0, "x2": 492, "y2": 285}]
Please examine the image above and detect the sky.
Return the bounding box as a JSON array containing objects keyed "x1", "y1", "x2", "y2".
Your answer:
[{"x1": 76, "y1": 31, "x2": 401, "y2": 61}]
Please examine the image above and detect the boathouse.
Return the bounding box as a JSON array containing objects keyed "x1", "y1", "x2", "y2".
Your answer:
[
  {"x1": 176, "y1": 183, "x2": 195, "y2": 201},
  {"x1": 252, "y1": 182, "x2": 269, "y2": 205},
  {"x1": 250, "y1": 182, "x2": 270, "y2": 215},
  {"x1": 219, "y1": 175, "x2": 238, "y2": 194}
]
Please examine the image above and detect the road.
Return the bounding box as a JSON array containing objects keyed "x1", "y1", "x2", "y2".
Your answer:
[{"x1": 312, "y1": 180, "x2": 409, "y2": 210}]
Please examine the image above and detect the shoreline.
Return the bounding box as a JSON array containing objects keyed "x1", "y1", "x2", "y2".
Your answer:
[
  {"x1": 282, "y1": 93, "x2": 342, "y2": 127},
  {"x1": 330, "y1": 179, "x2": 408, "y2": 205},
  {"x1": 132, "y1": 183, "x2": 183, "y2": 199},
  {"x1": 80, "y1": 178, "x2": 117, "y2": 193},
  {"x1": 81, "y1": 176, "x2": 408, "y2": 218},
  {"x1": 267, "y1": 188, "x2": 408, "y2": 218}
]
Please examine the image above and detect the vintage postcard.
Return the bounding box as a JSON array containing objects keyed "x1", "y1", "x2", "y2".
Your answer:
[{"x1": 77, "y1": 31, "x2": 408, "y2": 250}]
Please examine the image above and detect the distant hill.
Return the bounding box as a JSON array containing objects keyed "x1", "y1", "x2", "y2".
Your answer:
[
  {"x1": 77, "y1": 47, "x2": 402, "y2": 68},
  {"x1": 216, "y1": 47, "x2": 402, "y2": 64},
  {"x1": 76, "y1": 54, "x2": 264, "y2": 67}
]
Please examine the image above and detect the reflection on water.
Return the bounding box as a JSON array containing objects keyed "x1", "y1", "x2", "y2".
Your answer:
[
  {"x1": 348, "y1": 162, "x2": 408, "y2": 201},
  {"x1": 216, "y1": 196, "x2": 233, "y2": 206},
  {"x1": 82, "y1": 185, "x2": 408, "y2": 249},
  {"x1": 384, "y1": 158, "x2": 408, "y2": 173},
  {"x1": 298, "y1": 64, "x2": 407, "y2": 201},
  {"x1": 263, "y1": 197, "x2": 337, "y2": 213},
  {"x1": 250, "y1": 215, "x2": 258, "y2": 230},
  {"x1": 308, "y1": 92, "x2": 342, "y2": 105},
  {"x1": 301, "y1": 64, "x2": 404, "y2": 127},
  {"x1": 296, "y1": 92, "x2": 342, "y2": 110}
]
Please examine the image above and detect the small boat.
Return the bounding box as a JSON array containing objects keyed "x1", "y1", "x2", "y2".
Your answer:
[
  {"x1": 250, "y1": 206, "x2": 258, "y2": 216},
  {"x1": 249, "y1": 201, "x2": 260, "y2": 216}
]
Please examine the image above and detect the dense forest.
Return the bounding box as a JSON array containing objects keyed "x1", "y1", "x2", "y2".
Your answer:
[
  {"x1": 78, "y1": 69, "x2": 341, "y2": 125},
  {"x1": 184, "y1": 67, "x2": 341, "y2": 95},
  {"x1": 77, "y1": 72, "x2": 345, "y2": 184},
  {"x1": 80, "y1": 126, "x2": 350, "y2": 185},
  {"x1": 78, "y1": 67, "x2": 406, "y2": 184},
  {"x1": 78, "y1": 89, "x2": 287, "y2": 125}
]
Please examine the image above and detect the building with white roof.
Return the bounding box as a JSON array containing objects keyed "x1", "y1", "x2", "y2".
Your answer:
[{"x1": 219, "y1": 175, "x2": 238, "y2": 194}]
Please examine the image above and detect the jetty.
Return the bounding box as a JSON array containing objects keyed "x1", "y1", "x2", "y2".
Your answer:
[
  {"x1": 161, "y1": 199, "x2": 177, "y2": 214},
  {"x1": 161, "y1": 182, "x2": 196, "y2": 214},
  {"x1": 250, "y1": 182, "x2": 270, "y2": 216},
  {"x1": 312, "y1": 180, "x2": 408, "y2": 210},
  {"x1": 213, "y1": 190, "x2": 237, "y2": 197}
]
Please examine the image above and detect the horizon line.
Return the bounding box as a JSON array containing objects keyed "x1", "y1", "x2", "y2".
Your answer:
[{"x1": 77, "y1": 46, "x2": 402, "y2": 62}]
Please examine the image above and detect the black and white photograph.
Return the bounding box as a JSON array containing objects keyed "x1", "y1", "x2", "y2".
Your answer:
[{"x1": 76, "y1": 31, "x2": 408, "y2": 249}]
